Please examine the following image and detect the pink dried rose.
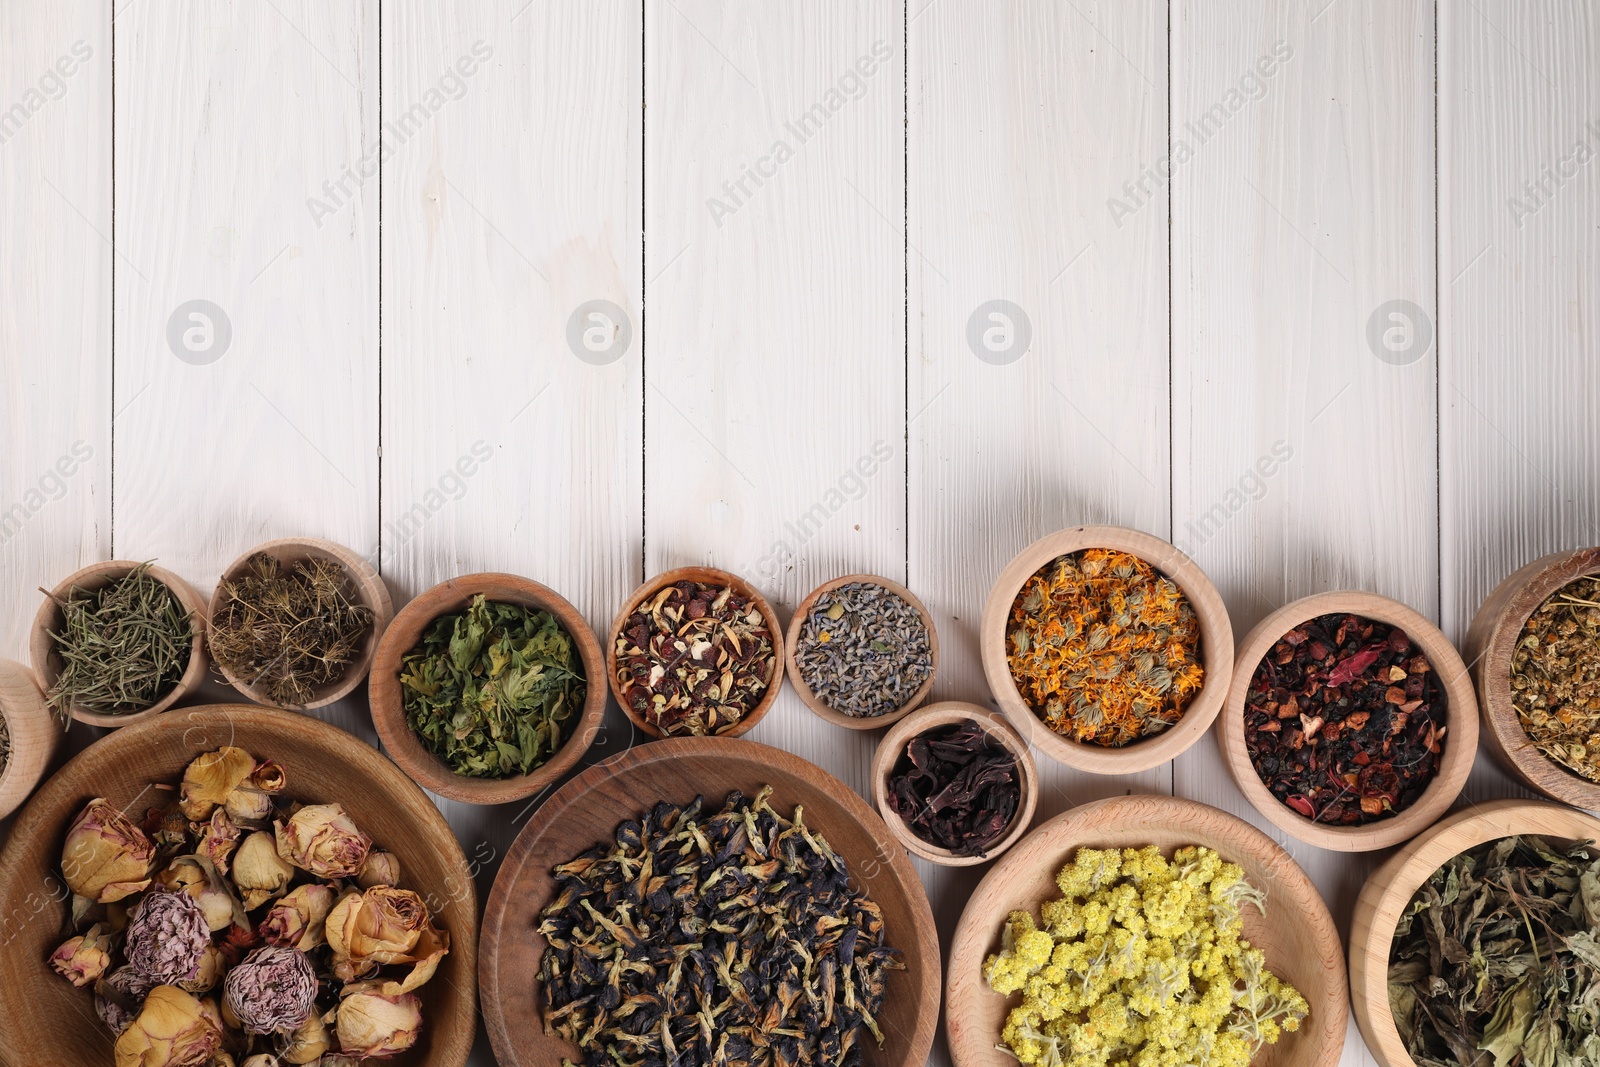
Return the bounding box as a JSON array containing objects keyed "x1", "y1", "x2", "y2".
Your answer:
[
  {"x1": 223, "y1": 946, "x2": 318, "y2": 1035},
  {"x1": 126, "y1": 890, "x2": 210, "y2": 985},
  {"x1": 179, "y1": 746, "x2": 256, "y2": 821},
  {"x1": 62, "y1": 798, "x2": 156, "y2": 903},
  {"x1": 279, "y1": 1012, "x2": 331, "y2": 1063},
  {"x1": 355, "y1": 851, "x2": 400, "y2": 889},
  {"x1": 225, "y1": 785, "x2": 276, "y2": 828},
  {"x1": 197, "y1": 809, "x2": 242, "y2": 875},
  {"x1": 275, "y1": 804, "x2": 371, "y2": 880},
  {"x1": 325, "y1": 886, "x2": 449, "y2": 988},
  {"x1": 261, "y1": 884, "x2": 337, "y2": 952},
  {"x1": 155, "y1": 855, "x2": 241, "y2": 932},
  {"x1": 112, "y1": 985, "x2": 222, "y2": 1067},
  {"x1": 96, "y1": 966, "x2": 154, "y2": 1035},
  {"x1": 50, "y1": 922, "x2": 113, "y2": 987},
  {"x1": 335, "y1": 991, "x2": 422, "y2": 1059}
]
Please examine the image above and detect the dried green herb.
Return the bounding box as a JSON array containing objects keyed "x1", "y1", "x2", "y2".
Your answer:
[
  {"x1": 209, "y1": 554, "x2": 375, "y2": 707},
  {"x1": 538, "y1": 787, "x2": 903, "y2": 1067},
  {"x1": 1510, "y1": 575, "x2": 1600, "y2": 783},
  {"x1": 398, "y1": 594, "x2": 585, "y2": 778},
  {"x1": 44, "y1": 563, "x2": 195, "y2": 721},
  {"x1": 1389, "y1": 834, "x2": 1600, "y2": 1067}
]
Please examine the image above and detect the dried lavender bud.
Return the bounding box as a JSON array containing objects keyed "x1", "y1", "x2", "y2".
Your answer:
[
  {"x1": 95, "y1": 965, "x2": 154, "y2": 1035},
  {"x1": 793, "y1": 582, "x2": 934, "y2": 719},
  {"x1": 224, "y1": 946, "x2": 318, "y2": 1035},
  {"x1": 125, "y1": 888, "x2": 210, "y2": 985}
]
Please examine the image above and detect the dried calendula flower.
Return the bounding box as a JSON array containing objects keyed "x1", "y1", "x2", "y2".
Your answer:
[
  {"x1": 262, "y1": 884, "x2": 337, "y2": 951},
  {"x1": 113, "y1": 985, "x2": 223, "y2": 1067},
  {"x1": 126, "y1": 890, "x2": 211, "y2": 986},
  {"x1": 50, "y1": 922, "x2": 113, "y2": 987},
  {"x1": 179, "y1": 746, "x2": 256, "y2": 821},
  {"x1": 334, "y1": 990, "x2": 422, "y2": 1059},
  {"x1": 275, "y1": 803, "x2": 372, "y2": 880},
  {"x1": 63, "y1": 797, "x2": 157, "y2": 903},
  {"x1": 356, "y1": 851, "x2": 400, "y2": 889},
  {"x1": 234, "y1": 831, "x2": 295, "y2": 911},
  {"x1": 224, "y1": 946, "x2": 318, "y2": 1035}
]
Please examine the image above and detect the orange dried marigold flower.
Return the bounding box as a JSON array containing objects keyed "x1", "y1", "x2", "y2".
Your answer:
[{"x1": 1005, "y1": 549, "x2": 1204, "y2": 747}]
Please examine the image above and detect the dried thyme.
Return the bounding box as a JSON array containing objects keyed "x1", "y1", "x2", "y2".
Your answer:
[
  {"x1": 538, "y1": 787, "x2": 902, "y2": 1067},
  {"x1": 1510, "y1": 575, "x2": 1600, "y2": 783},
  {"x1": 793, "y1": 582, "x2": 933, "y2": 719},
  {"x1": 209, "y1": 553, "x2": 376, "y2": 706},
  {"x1": 43, "y1": 563, "x2": 195, "y2": 721}
]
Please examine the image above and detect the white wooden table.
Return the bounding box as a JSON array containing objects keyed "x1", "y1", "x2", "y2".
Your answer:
[{"x1": 2, "y1": 2, "x2": 1595, "y2": 1065}]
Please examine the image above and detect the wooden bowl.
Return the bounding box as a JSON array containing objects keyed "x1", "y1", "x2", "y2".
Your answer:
[
  {"x1": 785, "y1": 574, "x2": 939, "y2": 730},
  {"x1": 30, "y1": 560, "x2": 210, "y2": 728},
  {"x1": 0, "y1": 703, "x2": 477, "y2": 1067},
  {"x1": 948, "y1": 795, "x2": 1347, "y2": 1067},
  {"x1": 870, "y1": 701, "x2": 1037, "y2": 866},
  {"x1": 979, "y1": 525, "x2": 1234, "y2": 774},
  {"x1": 208, "y1": 536, "x2": 394, "y2": 709},
  {"x1": 1464, "y1": 548, "x2": 1600, "y2": 809},
  {"x1": 0, "y1": 661, "x2": 62, "y2": 820},
  {"x1": 370, "y1": 572, "x2": 607, "y2": 805},
  {"x1": 1218, "y1": 591, "x2": 1479, "y2": 852},
  {"x1": 1349, "y1": 799, "x2": 1600, "y2": 1067},
  {"x1": 606, "y1": 566, "x2": 786, "y2": 739},
  {"x1": 480, "y1": 737, "x2": 940, "y2": 1067}
]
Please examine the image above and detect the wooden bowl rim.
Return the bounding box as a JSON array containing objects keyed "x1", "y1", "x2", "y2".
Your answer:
[
  {"x1": 605, "y1": 566, "x2": 787, "y2": 739},
  {"x1": 979, "y1": 525, "x2": 1235, "y2": 774},
  {"x1": 784, "y1": 573, "x2": 940, "y2": 731},
  {"x1": 207, "y1": 536, "x2": 395, "y2": 709},
  {"x1": 1348, "y1": 798, "x2": 1600, "y2": 1067},
  {"x1": 0, "y1": 702, "x2": 478, "y2": 1067},
  {"x1": 30, "y1": 560, "x2": 210, "y2": 728},
  {"x1": 1217, "y1": 590, "x2": 1480, "y2": 852},
  {"x1": 1466, "y1": 548, "x2": 1600, "y2": 808},
  {"x1": 369, "y1": 572, "x2": 607, "y2": 805},
  {"x1": 0, "y1": 660, "x2": 60, "y2": 819},
  {"x1": 947, "y1": 793, "x2": 1348, "y2": 1067},
  {"x1": 479, "y1": 735, "x2": 942, "y2": 1067},
  {"x1": 870, "y1": 700, "x2": 1038, "y2": 867}
]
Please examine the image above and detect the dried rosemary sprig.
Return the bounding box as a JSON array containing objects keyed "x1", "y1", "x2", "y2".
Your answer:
[
  {"x1": 209, "y1": 554, "x2": 376, "y2": 707},
  {"x1": 44, "y1": 563, "x2": 195, "y2": 722}
]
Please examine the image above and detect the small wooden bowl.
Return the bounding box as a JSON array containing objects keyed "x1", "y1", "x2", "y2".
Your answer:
[
  {"x1": 0, "y1": 704, "x2": 477, "y2": 1067},
  {"x1": 947, "y1": 795, "x2": 1347, "y2": 1067},
  {"x1": 370, "y1": 572, "x2": 607, "y2": 805},
  {"x1": 30, "y1": 560, "x2": 210, "y2": 728},
  {"x1": 0, "y1": 661, "x2": 62, "y2": 819},
  {"x1": 480, "y1": 736, "x2": 940, "y2": 1067},
  {"x1": 208, "y1": 536, "x2": 394, "y2": 709},
  {"x1": 786, "y1": 574, "x2": 939, "y2": 730},
  {"x1": 979, "y1": 525, "x2": 1234, "y2": 774},
  {"x1": 606, "y1": 566, "x2": 786, "y2": 739},
  {"x1": 1464, "y1": 548, "x2": 1600, "y2": 809},
  {"x1": 1349, "y1": 799, "x2": 1600, "y2": 1067},
  {"x1": 871, "y1": 701, "x2": 1037, "y2": 866},
  {"x1": 1218, "y1": 591, "x2": 1479, "y2": 852}
]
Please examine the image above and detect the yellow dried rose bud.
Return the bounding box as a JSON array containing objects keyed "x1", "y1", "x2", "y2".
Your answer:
[
  {"x1": 335, "y1": 991, "x2": 422, "y2": 1059},
  {"x1": 113, "y1": 985, "x2": 222, "y2": 1067},
  {"x1": 326, "y1": 887, "x2": 429, "y2": 979},
  {"x1": 251, "y1": 760, "x2": 287, "y2": 793},
  {"x1": 261, "y1": 884, "x2": 336, "y2": 952},
  {"x1": 224, "y1": 786, "x2": 275, "y2": 828},
  {"x1": 279, "y1": 1011, "x2": 330, "y2": 1064},
  {"x1": 356, "y1": 851, "x2": 401, "y2": 889},
  {"x1": 63, "y1": 798, "x2": 156, "y2": 904},
  {"x1": 197, "y1": 809, "x2": 242, "y2": 875},
  {"x1": 241, "y1": 1056, "x2": 281, "y2": 1067},
  {"x1": 275, "y1": 804, "x2": 371, "y2": 880},
  {"x1": 50, "y1": 922, "x2": 113, "y2": 987},
  {"x1": 177, "y1": 945, "x2": 224, "y2": 995},
  {"x1": 233, "y1": 831, "x2": 294, "y2": 911},
  {"x1": 179, "y1": 747, "x2": 256, "y2": 821},
  {"x1": 155, "y1": 856, "x2": 239, "y2": 932}
]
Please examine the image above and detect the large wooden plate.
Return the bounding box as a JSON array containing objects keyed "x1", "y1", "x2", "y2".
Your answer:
[
  {"x1": 480, "y1": 737, "x2": 941, "y2": 1067},
  {"x1": 0, "y1": 704, "x2": 477, "y2": 1067},
  {"x1": 947, "y1": 795, "x2": 1347, "y2": 1067}
]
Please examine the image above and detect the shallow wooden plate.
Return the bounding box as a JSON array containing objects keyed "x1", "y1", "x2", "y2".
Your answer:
[
  {"x1": 0, "y1": 704, "x2": 477, "y2": 1067},
  {"x1": 480, "y1": 737, "x2": 940, "y2": 1067},
  {"x1": 947, "y1": 795, "x2": 1347, "y2": 1067}
]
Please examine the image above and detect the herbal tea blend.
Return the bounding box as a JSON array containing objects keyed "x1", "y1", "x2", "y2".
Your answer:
[
  {"x1": 885, "y1": 720, "x2": 1019, "y2": 856},
  {"x1": 399, "y1": 594, "x2": 586, "y2": 778},
  {"x1": 1389, "y1": 834, "x2": 1600, "y2": 1067},
  {"x1": 44, "y1": 563, "x2": 195, "y2": 721},
  {"x1": 985, "y1": 845, "x2": 1307, "y2": 1067},
  {"x1": 793, "y1": 582, "x2": 933, "y2": 719},
  {"x1": 1510, "y1": 574, "x2": 1600, "y2": 783},
  {"x1": 538, "y1": 787, "x2": 903, "y2": 1067},
  {"x1": 48, "y1": 746, "x2": 449, "y2": 1063},
  {"x1": 1005, "y1": 549, "x2": 1204, "y2": 747},
  {"x1": 209, "y1": 553, "x2": 376, "y2": 707},
  {"x1": 1243, "y1": 613, "x2": 1446, "y2": 825},
  {"x1": 613, "y1": 580, "x2": 776, "y2": 736}
]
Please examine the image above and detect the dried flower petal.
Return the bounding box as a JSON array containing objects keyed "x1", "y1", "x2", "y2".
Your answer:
[
  {"x1": 197, "y1": 809, "x2": 242, "y2": 875},
  {"x1": 325, "y1": 886, "x2": 441, "y2": 982},
  {"x1": 126, "y1": 890, "x2": 211, "y2": 985},
  {"x1": 224, "y1": 946, "x2": 318, "y2": 1035},
  {"x1": 97, "y1": 966, "x2": 155, "y2": 1035},
  {"x1": 233, "y1": 831, "x2": 295, "y2": 911},
  {"x1": 50, "y1": 922, "x2": 113, "y2": 987},
  {"x1": 179, "y1": 746, "x2": 256, "y2": 821},
  {"x1": 63, "y1": 798, "x2": 157, "y2": 903},
  {"x1": 261, "y1": 883, "x2": 337, "y2": 952},
  {"x1": 275, "y1": 804, "x2": 371, "y2": 880},
  {"x1": 177, "y1": 944, "x2": 225, "y2": 995},
  {"x1": 113, "y1": 985, "x2": 222, "y2": 1067},
  {"x1": 334, "y1": 991, "x2": 422, "y2": 1059}
]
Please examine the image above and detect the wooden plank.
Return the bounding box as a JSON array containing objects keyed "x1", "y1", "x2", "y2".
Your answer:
[
  {"x1": 1440, "y1": 0, "x2": 1600, "y2": 803},
  {"x1": 643, "y1": 1, "x2": 905, "y2": 790},
  {"x1": 1170, "y1": 4, "x2": 1435, "y2": 1064}
]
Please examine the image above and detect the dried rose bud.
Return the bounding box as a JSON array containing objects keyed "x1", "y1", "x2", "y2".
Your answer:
[
  {"x1": 233, "y1": 831, "x2": 295, "y2": 911},
  {"x1": 355, "y1": 851, "x2": 400, "y2": 889},
  {"x1": 241, "y1": 1056, "x2": 282, "y2": 1067},
  {"x1": 50, "y1": 922, "x2": 113, "y2": 987},
  {"x1": 62, "y1": 798, "x2": 156, "y2": 903},
  {"x1": 326, "y1": 887, "x2": 429, "y2": 979},
  {"x1": 112, "y1": 985, "x2": 222, "y2": 1067},
  {"x1": 279, "y1": 1011, "x2": 330, "y2": 1064},
  {"x1": 177, "y1": 944, "x2": 225, "y2": 994},
  {"x1": 261, "y1": 884, "x2": 337, "y2": 952},
  {"x1": 155, "y1": 856, "x2": 240, "y2": 932},
  {"x1": 223, "y1": 946, "x2": 318, "y2": 1035},
  {"x1": 197, "y1": 809, "x2": 242, "y2": 875},
  {"x1": 179, "y1": 746, "x2": 256, "y2": 821},
  {"x1": 127, "y1": 890, "x2": 211, "y2": 985},
  {"x1": 96, "y1": 966, "x2": 154, "y2": 1035},
  {"x1": 251, "y1": 760, "x2": 287, "y2": 793},
  {"x1": 224, "y1": 786, "x2": 276, "y2": 828},
  {"x1": 335, "y1": 991, "x2": 422, "y2": 1059},
  {"x1": 275, "y1": 804, "x2": 371, "y2": 880}
]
